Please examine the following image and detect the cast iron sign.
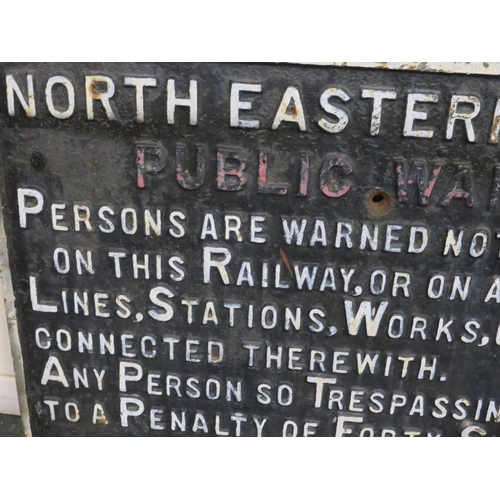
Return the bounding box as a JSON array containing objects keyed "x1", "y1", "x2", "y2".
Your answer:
[{"x1": 1, "y1": 62, "x2": 500, "y2": 436}]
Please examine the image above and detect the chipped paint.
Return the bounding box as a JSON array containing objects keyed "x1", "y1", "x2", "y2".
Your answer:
[
  {"x1": 319, "y1": 154, "x2": 352, "y2": 198},
  {"x1": 297, "y1": 154, "x2": 310, "y2": 197},
  {"x1": 175, "y1": 145, "x2": 206, "y2": 190},
  {"x1": 395, "y1": 159, "x2": 443, "y2": 206},
  {"x1": 258, "y1": 153, "x2": 288, "y2": 195},
  {"x1": 136, "y1": 143, "x2": 166, "y2": 189},
  {"x1": 216, "y1": 151, "x2": 247, "y2": 191}
]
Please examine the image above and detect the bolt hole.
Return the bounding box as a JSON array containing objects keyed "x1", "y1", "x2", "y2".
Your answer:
[{"x1": 367, "y1": 190, "x2": 394, "y2": 216}]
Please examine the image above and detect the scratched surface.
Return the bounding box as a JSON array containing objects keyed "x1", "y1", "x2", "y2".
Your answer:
[{"x1": 0, "y1": 63, "x2": 499, "y2": 436}]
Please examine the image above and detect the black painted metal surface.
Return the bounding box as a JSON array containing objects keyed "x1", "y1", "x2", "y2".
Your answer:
[
  {"x1": 0, "y1": 63, "x2": 499, "y2": 436},
  {"x1": 0, "y1": 414, "x2": 23, "y2": 437}
]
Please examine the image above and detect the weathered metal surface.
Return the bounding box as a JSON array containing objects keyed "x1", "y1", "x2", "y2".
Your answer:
[{"x1": 1, "y1": 62, "x2": 500, "y2": 436}]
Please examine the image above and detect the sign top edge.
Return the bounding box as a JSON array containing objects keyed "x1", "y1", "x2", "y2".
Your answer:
[{"x1": 290, "y1": 62, "x2": 500, "y2": 76}]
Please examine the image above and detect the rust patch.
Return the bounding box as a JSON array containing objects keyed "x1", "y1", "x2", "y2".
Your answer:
[
  {"x1": 488, "y1": 112, "x2": 500, "y2": 144},
  {"x1": 87, "y1": 76, "x2": 99, "y2": 94},
  {"x1": 367, "y1": 190, "x2": 395, "y2": 216},
  {"x1": 95, "y1": 414, "x2": 108, "y2": 425},
  {"x1": 88, "y1": 76, "x2": 107, "y2": 95},
  {"x1": 280, "y1": 249, "x2": 293, "y2": 275}
]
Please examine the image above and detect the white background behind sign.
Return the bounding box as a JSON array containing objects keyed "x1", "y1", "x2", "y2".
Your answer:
[
  {"x1": 0, "y1": 285, "x2": 18, "y2": 414},
  {"x1": 0, "y1": 8, "x2": 497, "y2": 499}
]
